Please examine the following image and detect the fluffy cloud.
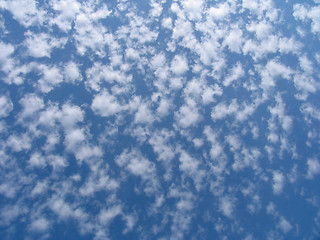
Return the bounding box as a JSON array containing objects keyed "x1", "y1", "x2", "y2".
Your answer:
[
  {"x1": 307, "y1": 158, "x2": 320, "y2": 179},
  {"x1": 91, "y1": 91, "x2": 122, "y2": 117},
  {"x1": 171, "y1": 55, "x2": 189, "y2": 75},
  {"x1": 272, "y1": 171, "x2": 285, "y2": 195},
  {"x1": 0, "y1": 95, "x2": 13, "y2": 118}
]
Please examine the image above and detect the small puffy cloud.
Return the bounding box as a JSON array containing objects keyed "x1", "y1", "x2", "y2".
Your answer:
[
  {"x1": 307, "y1": 158, "x2": 320, "y2": 179},
  {"x1": 219, "y1": 196, "x2": 235, "y2": 218},
  {"x1": 38, "y1": 64, "x2": 63, "y2": 93},
  {"x1": 64, "y1": 61, "x2": 83, "y2": 83},
  {"x1": 7, "y1": 134, "x2": 31, "y2": 152},
  {"x1": 175, "y1": 99, "x2": 200, "y2": 128},
  {"x1": 201, "y1": 84, "x2": 222, "y2": 105},
  {"x1": 0, "y1": 41, "x2": 14, "y2": 63},
  {"x1": 179, "y1": 150, "x2": 204, "y2": 190},
  {"x1": 134, "y1": 103, "x2": 154, "y2": 124},
  {"x1": 299, "y1": 55, "x2": 313, "y2": 74},
  {"x1": 278, "y1": 217, "x2": 292, "y2": 234},
  {"x1": 149, "y1": 129, "x2": 175, "y2": 162},
  {"x1": 31, "y1": 181, "x2": 48, "y2": 196},
  {"x1": 99, "y1": 205, "x2": 122, "y2": 225},
  {"x1": 208, "y1": 3, "x2": 230, "y2": 21},
  {"x1": 223, "y1": 28, "x2": 244, "y2": 53},
  {"x1": 211, "y1": 99, "x2": 239, "y2": 120},
  {"x1": 125, "y1": 48, "x2": 140, "y2": 60},
  {"x1": 29, "y1": 217, "x2": 50, "y2": 233},
  {"x1": 223, "y1": 62, "x2": 245, "y2": 87},
  {"x1": 127, "y1": 156, "x2": 155, "y2": 176},
  {"x1": 64, "y1": 128, "x2": 85, "y2": 152},
  {"x1": 115, "y1": 149, "x2": 156, "y2": 181},
  {"x1": 0, "y1": 95, "x2": 13, "y2": 118},
  {"x1": 278, "y1": 37, "x2": 302, "y2": 55},
  {"x1": 59, "y1": 103, "x2": 84, "y2": 129},
  {"x1": 19, "y1": 94, "x2": 44, "y2": 119},
  {"x1": 28, "y1": 152, "x2": 46, "y2": 168},
  {"x1": 171, "y1": 55, "x2": 189, "y2": 75},
  {"x1": 25, "y1": 32, "x2": 67, "y2": 58},
  {"x1": 272, "y1": 171, "x2": 285, "y2": 195},
  {"x1": 259, "y1": 60, "x2": 292, "y2": 88},
  {"x1": 162, "y1": 17, "x2": 172, "y2": 29},
  {"x1": 294, "y1": 4, "x2": 320, "y2": 35},
  {"x1": 91, "y1": 91, "x2": 121, "y2": 117},
  {"x1": 247, "y1": 20, "x2": 272, "y2": 40},
  {"x1": 51, "y1": 0, "x2": 81, "y2": 32},
  {"x1": 182, "y1": 0, "x2": 204, "y2": 21},
  {"x1": 268, "y1": 94, "x2": 293, "y2": 132},
  {"x1": 1, "y1": 0, "x2": 45, "y2": 27},
  {"x1": 151, "y1": 53, "x2": 166, "y2": 69},
  {"x1": 50, "y1": 197, "x2": 73, "y2": 220},
  {"x1": 157, "y1": 98, "x2": 171, "y2": 118}
]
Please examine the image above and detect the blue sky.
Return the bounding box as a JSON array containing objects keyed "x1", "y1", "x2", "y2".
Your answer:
[{"x1": 1, "y1": 0, "x2": 320, "y2": 239}]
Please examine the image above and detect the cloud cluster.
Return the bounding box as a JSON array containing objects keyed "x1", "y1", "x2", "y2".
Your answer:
[{"x1": 0, "y1": 0, "x2": 320, "y2": 239}]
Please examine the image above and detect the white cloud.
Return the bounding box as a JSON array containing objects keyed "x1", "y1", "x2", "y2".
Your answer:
[
  {"x1": 175, "y1": 99, "x2": 200, "y2": 128},
  {"x1": 307, "y1": 158, "x2": 320, "y2": 179},
  {"x1": 149, "y1": 129, "x2": 175, "y2": 162},
  {"x1": 202, "y1": 84, "x2": 222, "y2": 105},
  {"x1": 115, "y1": 149, "x2": 155, "y2": 178},
  {"x1": 219, "y1": 196, "x2": 235, "y2": 218},
  {"x1": 223, "y1": 28, "x2": 244, "y2": 53},
  {"x1": 259, "y1": 60, "x2": 292, "y2": 89},
  {"x1": 294, "y1": 5, "x2": 320, "y2": 35},
  {"x1": 278, "y1": 217, "x2": 292, "y2": 234},
  {"x1": 64, "y1": 61, "x2": 83, "y2": 83},
  {"x1": 91, "y1": 91, "x2": 122, "y2": 117},
  {"x1": 50, "y1": 197, "x2": 73, "y2": 220},
  {"x1": 99, "y1": 205, "x2": 122, "y2": 225},
  {"x1": 29, "y1": 217, "x2": 50, "y2": 232},
  {"x1": 243, "y1": 35, "x2": 278, "y2": 60},
  {"x1": 156, "y1": 98, "x2": 171, "y2": 118},
  {"x1": 63, "y1": 128, "x2": 84, "y2": 151},
  {"x1": 223, "y1": 62, "x2": 245, "y2": 87},
  {"x1": 171, "y1": 55, "x2": 189, "y2": 75},
  {"x1": 59, "y1": 103, "x2": 84, "y2": 129},
  {"x1": 49, "y1": 154, "x2": 68, "y2": 170},
  {"x1": 31, "y1": 181, "x2": 48, "y2": 196},
  {"x1": 301, "y1": 103, "x2": 320, "y2": 121},
  {"x1": 127, "y1": 156, "x2": 155, "y2": 176},
  {"x1": 25, "y1": 31, "x2": 67, "y2": 58},
  {"x1": 208, "y1": 3, "x2": 230, "y2": 21},
  {"x1": 1, "y1": 0, "x2": 46, "y2": 27},
  {"x1": 125, "y1": 48, "x2": 140, "y2": 60},
  {"x1": 134, "y1": 103, "x2": 154, "y2": 125},
  {"x1": 0, "y1": 95, "x2": 13, "y2": 118},
  {"x1": 51, "y1": 0, "x2": 81, "y2": 32},
  {"x1": 272, "y1": 171, "x2": 285, "y2": 195},
  {"x1": 179, "y1": 150, "x2": 204, "y2": 190},
  {"x1": 115, "y1": 149, "x2": 158, "y2": 195},
  {"x1": 37, "y1": 64, "x2": 63, "y2": 93},
  {"x1": 268, "y1": 94, "x2": 293, "y2": 132},
  {"x1": 299, "y1": 55, "x2": 313, "y2": 74},
  {"x1": 278, "y1": 37, "x2": 302, "y2": 55},
  {"x1": 182, "y1": 0, "x2": 204, "y2": 21},
  {"x1": 28, "y1": 152, "x2": 46, "y2": 168},
  {"x1": 6, "y1": 134, "x2": 31, "y2": 152},
  {"x1": 247, "y1": 20, "x2": 272, "y2": 40},
  {"x1": 162, "y1": 17, "x2": 172, "y2": 29},
  {"x1": 19, "y1": 94, "x2": 44, "y2": 119},
  {"x1": 211, "y1": 99, "x2": 239, "y2": 120},
  {"x1": 0, "y1": 41, "x2": 14, "y2": 63}
]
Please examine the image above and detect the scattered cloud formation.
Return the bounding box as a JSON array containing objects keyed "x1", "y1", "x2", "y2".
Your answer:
[{"x1": 0, "y1": 0, "x2": 319, "y2": 239}]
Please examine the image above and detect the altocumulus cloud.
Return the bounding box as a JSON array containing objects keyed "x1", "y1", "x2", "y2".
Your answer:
[{"x1": 0, "y1": 0, "x2": 320, "y2": 239}]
